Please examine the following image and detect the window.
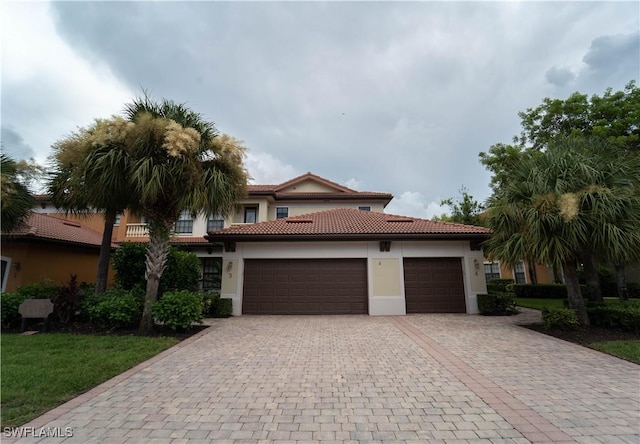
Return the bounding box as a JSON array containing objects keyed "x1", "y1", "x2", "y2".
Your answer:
[
  {"x1": 276, "y1": 207, "x2": 289, "y2": 219},
  {"x1": 358, "y1": 206, "x2": 371, "y2": 211},
  {"x1": 114, "y1": 212, "x2": 121, "y2": 226},
  {"x1": 244, "y1": 207, "x2": 257, "y2": 223},
  {"x1": 484, "y1": 261, "x2": 501, "y2": 282},
  {"x1": 1, "y1": 257, "x2": 10, "y2": 292},
  {"x1": 201, "y1": 258, "x2": 222, "y2": 290},
  {"x1": 207, "y1": 214, "x2": 224, "y2": 231},
  {"x1": 175, "y1": 210, "x2": 194, "y2": 234},
  {"x1": 513, "y1": 261, "x2": 527, "y2": 284}
]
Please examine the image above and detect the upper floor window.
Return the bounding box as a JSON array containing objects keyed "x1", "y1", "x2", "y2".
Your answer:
[
  {"x1": 207, "y1": 214, "x2": 224, "y2": 231},
  {"x1": 358, "y1": 206, "x2": 371, "y2": 211},
  {"x1": 484, "y1": 261, "x2": 500, "y2": 282},
  {"x1": 244, "y1": 207, "x2": 257, "y2": 224},
  {"x1": 114, "y1": 212, "x2": 121, "y2": 226},
  {"x1": 175, "y1": 210, "x2": 194, "y2": 234},
  {"x1": 513, "y1": 261, "x2": 527, "y2": 284},
  {"x1": 276, "y1": 207, "x2": 289, "y2": 219}
]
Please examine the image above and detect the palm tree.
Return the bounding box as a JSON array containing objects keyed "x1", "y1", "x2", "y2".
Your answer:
[
  {"x1": 1, "y1": 154, "x2": 35, "y2": 232},
  {"x1": 484, "y1": 136, "x2": 640, "y2": 326},
  {"x1": 123, "y1": 95, "x2": 248, "y2": 333},
  {"x1": 49, "y1": 118, "x2": 135, "y2": 293}
]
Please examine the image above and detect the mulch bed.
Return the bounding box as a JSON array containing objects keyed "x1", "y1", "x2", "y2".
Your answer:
[{"x1": 522, "y1": 323, "x2": 639, "y2": 345}]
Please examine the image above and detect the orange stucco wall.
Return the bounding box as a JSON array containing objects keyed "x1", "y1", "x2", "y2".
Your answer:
[
  {"x1": 2, "y1": 242, "x2": 115, "y2": 292},
  {"x1": 499, "y1": 262, "x2": 554, "y2": 284}
]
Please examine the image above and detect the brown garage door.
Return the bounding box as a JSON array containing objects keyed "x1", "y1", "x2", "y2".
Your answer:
[
  {"x1": 243, "y1": 259, "x2": 368, "y2": 314},
  {"x1": 404, "y1": 258, "x2": 466, "y2": 313}
]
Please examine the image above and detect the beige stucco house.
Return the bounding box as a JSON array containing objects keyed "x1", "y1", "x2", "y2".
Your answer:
[
  {"x1": 205, "y1": 173, "x2": 491, "y2": 316},
  {"x1": 31, "y1": 172, "x2": 491, "y2": 314}
]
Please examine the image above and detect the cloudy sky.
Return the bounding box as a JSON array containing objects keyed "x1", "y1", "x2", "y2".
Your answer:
[{"x1": 2, "y1": 1, "x2": 638, "y2": 219}]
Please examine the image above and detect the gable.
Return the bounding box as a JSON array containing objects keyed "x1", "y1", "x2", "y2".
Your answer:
[{"x1": 278, "y1": 178, "x2": 345, "y2": 194}]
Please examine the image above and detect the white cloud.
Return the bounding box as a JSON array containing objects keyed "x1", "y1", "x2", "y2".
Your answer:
[
  {"x1": 385, "y1": 191, "x2": 448, "y2": 219},
  {"x1": 345, "y1": 178, "x2": 361, "y2": 190},
  {"x1": 245, "y1": 152, "x2": 298, "y2": 185},
  {"x1": 1, "y1": 2, "x2": 132, "y2": 164}
]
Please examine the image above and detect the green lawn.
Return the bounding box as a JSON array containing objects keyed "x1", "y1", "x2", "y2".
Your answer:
[
  {"x1": 514, "y1": 298, "x2": 565, "y2": 310},
  {"x1": 590, "y1": 341, "x2": 640, "y2": 364},
  {"x1": 1, "y1": 333, "x2": 178, "y2": 427}
]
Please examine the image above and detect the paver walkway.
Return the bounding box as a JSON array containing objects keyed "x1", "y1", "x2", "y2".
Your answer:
[{"x1": 5, "y1": 311, "x2": 639, "y2": 444}]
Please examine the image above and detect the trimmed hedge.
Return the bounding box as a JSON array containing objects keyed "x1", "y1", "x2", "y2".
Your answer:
[
  {"x1": 84, "y1": 289, "x2": 143, "y2": 330},
  {"x1": 512, "y1": 284, "x2": 568, "y2": 299},
  {"x1": 152, "y1": 290, "x2": 203, "y2": 331},
  {"x1": 587, "y1": 302, "x2": 640, "y2": 332},
  {"x1": 542, "y1": 307, "x2": 579, "y2": 330},
  {"x1": 477, "y1": 293, "x2": 516, "y2": 315},
  {"x1": 216, "y1": 298, "x2": 233, "y2": 317},
  {"x1": 487, "y1": 278, "x2": 514, "y2": 294}
]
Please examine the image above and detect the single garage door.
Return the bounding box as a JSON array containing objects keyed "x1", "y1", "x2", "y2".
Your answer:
[
  {"x1": 404, "y1": 257, "x2": 466, "y2": 313},
  {"x1": 243, "y1": 259, "x2": 368, "y2": 314}
]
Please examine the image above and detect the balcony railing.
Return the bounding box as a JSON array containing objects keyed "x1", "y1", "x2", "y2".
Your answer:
[{"x1": 125, "y1": 223, "x2": 149, "y2": 237}]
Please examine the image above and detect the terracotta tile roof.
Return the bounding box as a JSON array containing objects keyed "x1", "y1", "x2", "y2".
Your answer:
[
  {"x1": 2, "y1": 213, "x2": 108, "y2": 248},
  {"x1": 207, "y1": 208, "x2": 491, "y2": 241},
  {"x1": 247, "y1": 172, "x2": 393, "y2": 202}
]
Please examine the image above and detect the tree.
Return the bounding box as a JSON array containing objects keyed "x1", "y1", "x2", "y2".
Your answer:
[
  {"x1": 1, "y1": 154, "x2": 40, "y2": 232},
  {"x1": 480, "y1": 81, "x2": 640, "y2": 298},
  {"x1": 49, "y1": 117, "x2": 135, "y2": 293},
  {"x1": 437, "y1": 186, "x2": 485, "y2": 226},
  {"x1": 123, "y1": 95, "x2": 248, "y2": 333},
  {"x1": 484, "y1": 136, "x2": 640, "y2": 325}
]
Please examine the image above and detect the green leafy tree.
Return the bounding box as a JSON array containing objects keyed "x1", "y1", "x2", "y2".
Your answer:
[
  {"x1": 123, "y1": 95, "x2": 248, "y2": 333},
  {"x1": 49, "y1": 117, "x2": 135, "y2": 293},
  {"x1": 1, "y1": 154, "x2": 40, "y2": 232},
  {"x1": 484, "y1": 136, "x2": 640, "y2": 325},
  {"x1": 481, "y1": 82, "x2": 640, "y2": 298},
  {"x1": 438, "y1": 186, "x2": 485, "y2": 226}
]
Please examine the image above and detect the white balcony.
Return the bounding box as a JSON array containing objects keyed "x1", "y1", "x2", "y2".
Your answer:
[{"x1": 125, "y1": 223, "x2": 149, "y2": 237}]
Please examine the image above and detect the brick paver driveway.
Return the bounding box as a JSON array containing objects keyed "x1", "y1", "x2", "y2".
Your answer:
[{"x1": 9, "y1": 311, "x2": 639, "y2": 443}]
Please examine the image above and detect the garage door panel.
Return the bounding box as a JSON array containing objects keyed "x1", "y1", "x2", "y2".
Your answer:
[
  {"x1": 404, "y1": 258, "x2": 466, "y2": 313},
  {"x1": 243, "y1": 259, "x2": 368, "y2": 315}
]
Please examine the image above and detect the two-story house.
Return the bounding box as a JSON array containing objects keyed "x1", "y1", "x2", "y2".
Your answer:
[{"x1": 21, "y1": 172, "x2": 492, "y2": 315}]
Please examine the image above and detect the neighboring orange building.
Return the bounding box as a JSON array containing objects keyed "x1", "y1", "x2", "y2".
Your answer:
[
  {"x1": 482, "y1": 259, "x2": 555, "y2": 285},
  {"x1": 1, "y1": 213, "x2": 114, "y2": 292}
]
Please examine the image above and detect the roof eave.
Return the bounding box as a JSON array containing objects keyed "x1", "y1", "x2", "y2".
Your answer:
[{"x1": 205, "y1": 232, "x2": 490, "y2": 243}]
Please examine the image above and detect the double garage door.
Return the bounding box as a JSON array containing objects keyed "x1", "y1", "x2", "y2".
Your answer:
[{"x1": 242, "y1": 257, "x2": 466, "y2": 315}]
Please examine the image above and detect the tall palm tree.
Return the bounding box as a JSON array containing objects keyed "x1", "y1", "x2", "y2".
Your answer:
[
  {"x1": 124, "y1": 95, "x2": 248, "y2": 333},
  {"x1": 49, "y1": 118, "x2": 134, "y2": 293},
  {"x1": 484, "y1": 136, "x2": 640, "y2": 325},
  {"x1": 1, "y1": 154, "x2": 35, "y2": 232}
]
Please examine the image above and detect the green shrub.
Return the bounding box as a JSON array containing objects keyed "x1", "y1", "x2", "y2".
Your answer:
[
  {"x1": 215, "y1": 298, "x2": 233, "y2": 317},
  {"x1": 152, "y1": 290, "x2": 203, "y2": 331},
  {"x1": 202, "y1": 290, "x2": 220, "y2": 316},
  {"x1": 587, "y1": 303, "x2": 640, "y2": 332},
  {"x1": 487, "y1": 278, "x2": 514, "y2": 294},
  {"x1": 84, "y1": 289, "x2": 143, "y2": 330},
  {"x1": 542, "y1": 307, "x2": 579, "y2": 330},
  {"x1": 0, "y1": 280, "x2": 62, "y2": 329},
  {"x1": 477, "y1": 293, "x2": 516, "y2": 315},
  {"x1": 512, "y1": 284, "x2": 568, "y2": 299},
  {"x1": 112, "y1": 243, "x2": 201, "y2": 294}
]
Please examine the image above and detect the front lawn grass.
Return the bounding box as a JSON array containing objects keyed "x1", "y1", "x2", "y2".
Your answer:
[
  {"x1": 514, "y1": 298, "x2": 565, "y2": 310},
  {"x1": 589, "y1": 340, "x2": 640, "y2": 364},
  {"x1": 1, "y1": 333, "x2": 178, "y2": 428}
]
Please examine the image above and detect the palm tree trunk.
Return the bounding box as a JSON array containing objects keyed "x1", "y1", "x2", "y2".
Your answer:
[
  {"x1": 614, "y1": 262, "x2": 628, "y2": 301},
  {"x1": 95, "y1": 209, "x2": 116, "y2": 294},
  {"x1": 527, "y1": 260, "x2": 538, "y2": 284},
  {"x1": 139, "y1": 222, "x2": 172, "y2": 333},
  {"x1": 582, "y1": 253, "x2": 602, "y2": 303},
  {"x1": 562, "y1": 258, "x2": 589, "y2": 326}
]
